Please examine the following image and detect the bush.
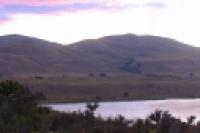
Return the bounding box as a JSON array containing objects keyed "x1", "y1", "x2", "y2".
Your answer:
[
  {"x1": 1, "y1": 80, "x2": 200, "y2": 133},
  {"x1": 0, "y1": 80, "x2": 49, "y2": 133}
]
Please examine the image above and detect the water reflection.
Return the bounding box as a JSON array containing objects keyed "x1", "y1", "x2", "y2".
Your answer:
[{"x1": 46, "y1": 99, "x2": 200, "y2": 121}]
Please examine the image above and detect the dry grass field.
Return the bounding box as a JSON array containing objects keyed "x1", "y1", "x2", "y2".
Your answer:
[{"x1": 2, "y1": 73, "x2": 200, "y2": 103}]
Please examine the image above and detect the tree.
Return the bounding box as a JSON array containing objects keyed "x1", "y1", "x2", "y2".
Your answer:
[
  {"x1": 148, "y1": 110, "x2": 162, "y2": 124},
  {"x1": 187, "y1": 116, "x2": 196, "y2": 125},
  {"x1": 0, "y1": 80, "x2": 49, "y2": 133},
  {"x1": 85, "y1": 101, "x2": 99, "y2": 118}
]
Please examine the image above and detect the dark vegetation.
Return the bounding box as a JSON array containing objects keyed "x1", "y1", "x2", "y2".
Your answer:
[
  {"x1": 1, "y1": 80, "x2": 200, "y2": 133},
  {"x1": 120, "y1": 58, "x2": 141, "y2": 73}
]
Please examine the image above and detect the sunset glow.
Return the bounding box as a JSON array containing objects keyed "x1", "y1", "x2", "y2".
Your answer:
[{"x1": 0, "y1": 0, "x2": 200, "y2": 46}]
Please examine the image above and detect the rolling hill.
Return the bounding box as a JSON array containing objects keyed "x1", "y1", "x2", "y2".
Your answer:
[{"x1": 0, "y1": 34, "x2": 200, "y2": 76}]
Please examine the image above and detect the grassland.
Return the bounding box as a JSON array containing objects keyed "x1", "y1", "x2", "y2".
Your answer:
[{"x1": 1, "y1": 73, "x2": 200, "y2": 103}]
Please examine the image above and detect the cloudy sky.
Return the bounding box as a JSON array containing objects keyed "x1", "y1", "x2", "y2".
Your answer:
[{"x1": 0, "y1": 0, "x2": 200, "y2": 46}]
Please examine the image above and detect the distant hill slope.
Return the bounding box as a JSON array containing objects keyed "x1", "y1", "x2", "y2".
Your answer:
[{"x1": 0, "y1": 34, "x2": 200, "y2": 75}]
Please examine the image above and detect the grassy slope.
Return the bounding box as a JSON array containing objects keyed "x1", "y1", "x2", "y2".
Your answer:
[
  {"x1": 2, "y1": 74, "x2": 200, "y2": 103},
  {"x1": 1, "y1": 34, "x2": 200, "y2": 75},
  {"x1": 1, "y1": 34, "x2": 200, "y2": 102}
]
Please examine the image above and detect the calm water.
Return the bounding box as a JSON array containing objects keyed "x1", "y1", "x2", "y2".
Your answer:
[{"x1": 45, "y1": 99, "x2": 200, "y2": 121}]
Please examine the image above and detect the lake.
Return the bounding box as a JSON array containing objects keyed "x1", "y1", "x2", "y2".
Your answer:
[{"x1": 45, "y1": 99, "x2": 200, "y2": 121}]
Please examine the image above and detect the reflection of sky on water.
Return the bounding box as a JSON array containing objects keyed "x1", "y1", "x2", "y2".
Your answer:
[{"x1": 46, "y1": 99, "x2": 200, "y2": 121}]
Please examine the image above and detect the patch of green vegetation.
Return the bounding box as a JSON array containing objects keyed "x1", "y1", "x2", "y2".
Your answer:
[{"x1": 120, "y1": 58, "x2": 142, "y2": 73}]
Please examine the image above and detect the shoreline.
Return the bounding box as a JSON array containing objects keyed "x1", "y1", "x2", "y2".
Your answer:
[{"x1": 41, "y1": 97, "x2": 200, "y2": 105}]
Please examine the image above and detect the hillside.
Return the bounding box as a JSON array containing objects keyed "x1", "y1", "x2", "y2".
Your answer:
[
  {"x1": 0, "y1": 34, "x2": 200, "y2": 75},
  {"x1": 69, "y1": 34, "x2": 200, "y2": 75},
  {"x1": 1, "y1": 34, "x2": 200, "y2": 102},
  {"x1": 0, "y1": 35, "x2": 89, "y2": 75}
]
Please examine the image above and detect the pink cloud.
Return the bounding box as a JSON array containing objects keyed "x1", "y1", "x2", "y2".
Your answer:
[
  {"x1": 0, "y1": 0, "x2": 133, "y2": 24},
  {"x1": 0, "y1": 0, "x2": 115, "y2": 6},
  {"x1": 0, "y1": 0, "x2": 68, "y2": 6}
]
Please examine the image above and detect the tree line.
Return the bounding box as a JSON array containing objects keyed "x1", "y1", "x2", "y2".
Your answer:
[{"x1": 0, "y1": 80, "x2": 200, "y2": 133}]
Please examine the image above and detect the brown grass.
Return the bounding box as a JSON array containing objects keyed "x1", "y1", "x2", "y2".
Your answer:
[{"x1": 1, "y1": 73, "x2": 200, "y2": 103}]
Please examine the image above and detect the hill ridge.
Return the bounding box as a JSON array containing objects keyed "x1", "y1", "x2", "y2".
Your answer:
[{"x1": 0, "y1": 34, "x2": 199, "y2": 75}]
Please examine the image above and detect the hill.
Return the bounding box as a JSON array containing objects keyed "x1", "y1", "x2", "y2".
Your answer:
[
  {"x1": 1, "y1": 34, "x2": 200, "y2": 102},
  {"x1": 0, "y1": 34, "x2": 200, "y2": 75},
  {"x1": 0, "y1": 35, "x2": 88, "y2": 75},
  {"x1": 69, "y1": 34, "x2": 200, "y2": 75}
]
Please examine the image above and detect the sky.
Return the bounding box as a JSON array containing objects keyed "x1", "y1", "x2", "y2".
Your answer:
[{"x1": 0, "y1": 0, "x2": 200, "y2": 46}]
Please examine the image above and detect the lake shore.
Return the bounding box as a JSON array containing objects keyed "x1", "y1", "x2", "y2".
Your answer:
[
  {"x1": 42, "y1": 97, "x2": 200, "y2": 104},
  {"x1": 44, "y1": 98, "x2": 200, "y2": 122}
]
